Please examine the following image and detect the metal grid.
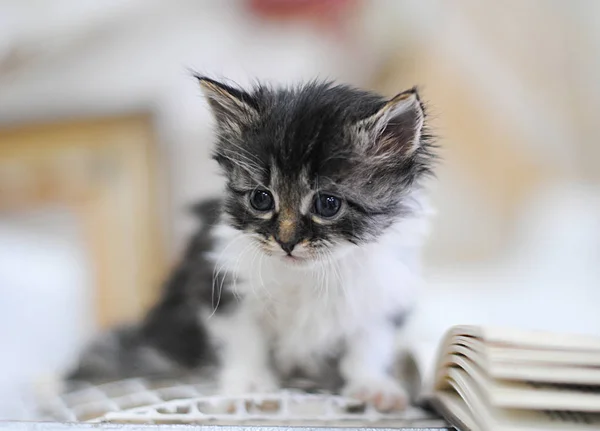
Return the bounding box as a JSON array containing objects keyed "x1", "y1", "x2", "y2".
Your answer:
[
  {"x1": 34, "y1": 375, "x2": 448, "y2": 428},
  {"x1": 35, "y1": 375, "x2": 217, "y2": 422}
]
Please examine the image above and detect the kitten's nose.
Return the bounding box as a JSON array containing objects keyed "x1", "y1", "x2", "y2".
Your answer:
[{"x1": 276, "y1": 239, "x2": 297, "y2": 255}]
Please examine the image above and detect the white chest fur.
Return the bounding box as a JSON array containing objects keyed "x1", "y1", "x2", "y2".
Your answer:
[{"x1": 207, "y1": 212, "x2": 427, "y2": 372}]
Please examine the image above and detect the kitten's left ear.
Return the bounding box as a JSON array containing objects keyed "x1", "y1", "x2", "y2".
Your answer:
[
  {"x1": 196, "y1": 76, "x2": 258, "y2": 125},
  {"x1": 358, "y1": 88, "x2": 425, "y2": 158}
]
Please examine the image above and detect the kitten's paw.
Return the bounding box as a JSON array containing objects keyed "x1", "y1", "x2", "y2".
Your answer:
[
  {"x1": 220, "y1": 368, "x2": 279, "y2": 396},
  {"x1": 342, "y1": 377, "x2": 409, "y2": 412}
]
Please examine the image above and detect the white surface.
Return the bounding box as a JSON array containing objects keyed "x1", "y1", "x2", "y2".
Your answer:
[
  {"x1": 0, "y1": 208, "x2": 94, "y2": 420},
  {"x1": 408, "y1": 182, "x2": 600, "y2": 353}
]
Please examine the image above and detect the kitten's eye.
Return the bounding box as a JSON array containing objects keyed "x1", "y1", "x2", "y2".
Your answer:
[
  {"x1": 314, "y1": 194, "x2": 342, "y2": 218},
  {"x1": 250, "y1": 189, "x2": 274, "y2": 211}
]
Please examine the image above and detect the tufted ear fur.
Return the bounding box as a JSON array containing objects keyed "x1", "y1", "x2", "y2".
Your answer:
[
  {"x1": 196, "y1": 76, "x2": 258, "y2": 127},
  {"x1": 357, "y1": 88, "x2": 425, "y2": 159}
]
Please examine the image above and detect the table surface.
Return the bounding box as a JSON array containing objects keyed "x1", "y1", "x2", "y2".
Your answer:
[{"x1": 2, "y1": 422, "x2": 453, "y2": 431}]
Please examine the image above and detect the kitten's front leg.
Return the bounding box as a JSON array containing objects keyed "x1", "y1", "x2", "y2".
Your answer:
[
  {"x1": 212, "y1": 303, "x2": 278, "y2": 395},
  {"x1": 341, "y1": 320, "x2": 408, "y2": 412}
]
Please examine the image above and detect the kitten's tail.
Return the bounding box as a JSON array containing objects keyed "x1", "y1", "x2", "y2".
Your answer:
[{"x1": 67, "y1": 198, "x2": 222, "y2": 381}]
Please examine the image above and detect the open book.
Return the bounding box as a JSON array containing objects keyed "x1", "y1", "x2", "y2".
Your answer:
[{"x1": 408, "y1": 326, "x2": 600, "y2": 431}]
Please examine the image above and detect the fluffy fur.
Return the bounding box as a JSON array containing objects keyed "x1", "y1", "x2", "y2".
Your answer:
[{"x1": 70, "y1": 78, "x2": 436, "y2": 412}]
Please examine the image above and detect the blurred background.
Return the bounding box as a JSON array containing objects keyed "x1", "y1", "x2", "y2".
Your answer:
[{"x1": 1, "y1": 0, "x2": 599, "y2": 420}]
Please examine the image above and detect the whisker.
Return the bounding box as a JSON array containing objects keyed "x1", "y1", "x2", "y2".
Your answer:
[
  {"x1": 212, "y1": 240, "x2": 257, "y2": 318},
  {"x1": 211, "y1": 234, "x2": 246, "y2": 311},
  {"x1": 210, "y1": 234, "x2": 251, "y2": 317}
]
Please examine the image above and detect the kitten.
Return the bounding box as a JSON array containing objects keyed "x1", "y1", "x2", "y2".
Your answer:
[{"x1": 70, "y1": 78, "x2": 436, "y2": 412}]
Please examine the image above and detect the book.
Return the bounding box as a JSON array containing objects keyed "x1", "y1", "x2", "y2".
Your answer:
[{"x1": 410, "y1": 325, "x2": 600, "y2": 431}]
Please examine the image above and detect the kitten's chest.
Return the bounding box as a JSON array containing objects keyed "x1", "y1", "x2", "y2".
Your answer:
[
  {"x1": 242, "y1": 249, "x2": 411, "y2": 348},
  {"x1": 226, "y1": 233, "x2": 418, "y2": 360},
  {"x1": 242, "y1": 261, "x2": 356, "y2": 338},
  {"x1": 257, "y1": 284, "x2": 353, "y2": 362},
  {"x1": 264, "y1": 287, "x2": 349, "y2": 336}
]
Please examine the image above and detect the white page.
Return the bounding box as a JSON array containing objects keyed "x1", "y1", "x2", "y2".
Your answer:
[
  {"x1": 449, "y1": 354, "x2": 600, "y2": 411},
  {"x1": 437, "y1": 367, "x2": 600, "y2": 431}
]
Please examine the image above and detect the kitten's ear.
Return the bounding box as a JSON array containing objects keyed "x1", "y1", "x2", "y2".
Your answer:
[
  {"x1": 196, "y1": 76, "x2": 258, "y2": 125},
  {"x1": 358, "y1": 88, "x2": 425, "y2": 159}
]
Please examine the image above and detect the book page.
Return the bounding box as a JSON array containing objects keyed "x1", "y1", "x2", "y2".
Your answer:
[
  {"x1": 433, "y1": 326, "x2": 600, "y2": 388},
  {"x1": 490, "y1": 362, "x2": 600, "y2": 385},
  {"x1": 397, "y1": 337, "x2": 442, "y2": 404},
  {"x1": 449, "y1": 354, "x2": 600, "y2": 411},
  {"x1": 434, "y1": 367, "x2": 600, "y2": 431},
  {"x1": 455, "y1": 326, "x2": 600, "y2": 352},
  {"x1": 487, "y1": 346, "x2": 600, "y2": 367},
  {"x1": 426, "y1": 325, "x2": 600, "y2": 430}
]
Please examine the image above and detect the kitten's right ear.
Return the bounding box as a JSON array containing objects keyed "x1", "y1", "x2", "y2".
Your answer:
[{"x1": 195, "y1": 76, "x2": 258, "y2": 125}]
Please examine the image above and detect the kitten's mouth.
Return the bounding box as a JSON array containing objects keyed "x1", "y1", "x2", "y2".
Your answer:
[
  {"x1": 282, "y1": 254, "x2": 307, "y2": 264},
  {"x1": 284, "y1": 254, "x2": 303, "y2": 261}
]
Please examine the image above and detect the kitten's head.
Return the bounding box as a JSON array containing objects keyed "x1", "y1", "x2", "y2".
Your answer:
[{"x1": 198, "y1": 77, "x2": 435, "y2": 266}]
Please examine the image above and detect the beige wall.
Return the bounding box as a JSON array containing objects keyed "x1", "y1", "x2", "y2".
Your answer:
[{"x1": 373, "y1": 0, "x2": 600, "y2": 265}]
